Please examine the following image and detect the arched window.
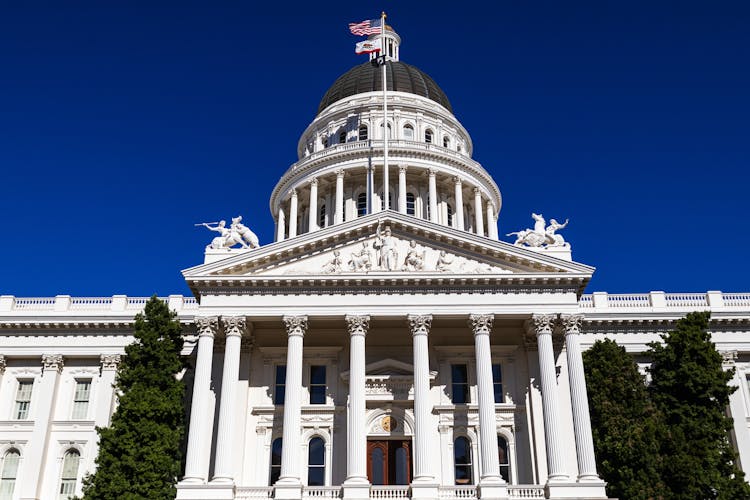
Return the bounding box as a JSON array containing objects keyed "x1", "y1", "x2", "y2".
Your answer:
[
  {"x1": 498, "y1": 436, "x2": 510, "y2": 483},
  {"x1": 406, "y1": 193, "x2": 416, "y2": 215},
  {"x1": 447, "y1": 204, "x2": 454, "y2": 227},
  {"x1": 403, "y1": 124, "x2": 414, "y2": 140},
  {"x1": 59, "y1": 449, "x2": 80, "y2": 499},
  {"x1": 0, "y1": 449, "x2": 20, "y2": 499},
  {"x1": 357, "y1": 193, "x2": 367, "y2": 217},
  {"x1": 318, "y1": 204, "x2": 326, "y2": 228},
  {"x1": 425, "y1": 129, "x2": 433, "y2": 144},
  {"x1": 457, "y1": 145, "x2": 462, "y2": 153},
  {"x1": 380, "y1": 123, "x2": 392, "y2": 139},
  {"x1": 321, "y1": 135, "x2": 328, "y2": 148},
  {"x1": 307, "y1": 437, "x2": 325, "y2": 486},
  {"x1": 270, "y1": 438, "x2": 282, "y2": 485},
  {"x1": 443, "y1": 136, "x2": 450, "y2": 148},
  {"x1": 358, "y1": 125, "x2": 368, "y2": 141},
  {"x1": 338, "y1": 129, "x2": 347, "y2": 144},
  {"x1": 454, "y1": 437, "x2": 473, "y2": 485}
]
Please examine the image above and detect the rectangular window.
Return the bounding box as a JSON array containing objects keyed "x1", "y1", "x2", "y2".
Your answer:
[
  {"x1": 72, "y1": 379, "x2": 91, "y2": 419},
  {"x1": 309, "y1": 365, "x2": 327, "y2": 404},
  {"x1": 274, "y1": 365, "x2": 286, "y2": 405},
  {"x1": 492, "y1": 364, "x2": 503, "y2": 403},
  {"x1": 14, "y1": 380, "x2": 33, "y2": 420},
  {"x1": 451, "y1": 364, "x2": 469, "y2": 404}
]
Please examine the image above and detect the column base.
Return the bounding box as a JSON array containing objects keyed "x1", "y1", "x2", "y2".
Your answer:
[
  {"x1": 342, "y1": 480, "x2": 371, "y2": 500},
  {"x1": 545, "y1": 480, "x2": 608, "y2": 499},
  {"x1": 176, "y1": 482, "x2": 235, "y2": 500},
  {"x1": 410, "y1": 480, "x2": 439, "y2": 500},
  {"x1": 274, "y1": 480, "x2": 303, "y2": 500},
  {"x1": 477, "y1": 477, "x2": 508, "y2": 500}
]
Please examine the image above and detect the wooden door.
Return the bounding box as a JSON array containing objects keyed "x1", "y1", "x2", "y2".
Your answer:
[{"x1": 367, "y1": 440, "x2": 412, "y2": 485}]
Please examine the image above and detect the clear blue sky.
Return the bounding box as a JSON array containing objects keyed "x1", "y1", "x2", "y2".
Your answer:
[{"x1": 1, "y1": 1, "x2": 748, "y2": 296}]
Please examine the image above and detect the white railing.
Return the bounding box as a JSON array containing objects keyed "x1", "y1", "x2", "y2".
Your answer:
[
  {"x1": 235, "y1": 486, "x2": 274, "y2": 499},
  {"x1": 438, "y1": 485, "x2": 477, "y2": 499},
  {"x1": 0, "y1": 295, "x2": 197, "y2": 314},
  {"x1": 370, "y1": 485, "x2": 410, "y2": 499},
  {"x1": 303, "y1": 486, "x2": 342, "y2": 498},
  {"x1": 580, "y1": 291, "x2": 750, "y2": 311},
  {"x1": 507, "y1": 485, "x2": 545, "y2": 499}
]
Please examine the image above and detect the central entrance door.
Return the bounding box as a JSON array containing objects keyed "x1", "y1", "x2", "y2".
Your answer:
[{"x1": 367, "y1": 440, "x2": 412, "y2": 485}]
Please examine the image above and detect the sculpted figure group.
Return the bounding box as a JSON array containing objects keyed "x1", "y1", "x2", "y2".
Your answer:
[
  {"x1": 507, "y1": 213, "x2": 569, "y2": 248},
  {"x1": 201, "y1": 215, "x2": 259, "y2": 250}
]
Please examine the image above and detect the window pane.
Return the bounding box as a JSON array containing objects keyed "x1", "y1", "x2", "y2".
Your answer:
[
  {"x1": 310, "y1": 366, "x2": 326, "y2": 384},
  {"x1": 275, "y1": 366, "x2": 286, "y2": 405},
  {"x1": 394, "y1": 446, "x2": 408, "y2": 485},
  {"x1": 62, "y1": 451, "x2": 80, "y2": 478},
  {"x1": 0, "y1": 480, "x2": 15, "y2": 500},
  {"x1": 359, "y1": 126, "x2": 368, "y2": 141},
  {"x1": 451, "y1": 365, "x2": 469, "y2": 404},
  {"x1": 15, "y1": 381, "x2": 33, "y2": 419},
  {"x1": 357, "y1": 193, "x2": 367, "y2": 216},
  {"x1": 310, "y1": 366, "x2": 326, "y2": 404},
  {"x1": 270, "y1": 438, "x2": 282, "y2": 485},
  {"x1": 454, "y1": 437, "x2": 472, "y2": 485},
  {"x1": 310, "y1": 386, "x2": 326, "y2": 405},
  {"x1": 370, "y1": 448, "x2": 384, "y2": 485},
  {"x1": 308, "y1": 438, "x2": 325, "y2": 486},
  {"x1": 498, "y1": 436, "x2": 510, "y2": 482},
  {"x1": 492, "y1": 364, "x2": 503, "y2": 403},
  {"x1": 2, "y1": 451, "x2": 19, "y2": 479},
  {"x1": 308, "y1": 467, "x2": 325, "y2": 486}
]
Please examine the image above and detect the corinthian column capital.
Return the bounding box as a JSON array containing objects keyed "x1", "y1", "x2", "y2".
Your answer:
[
  {"x1": 42, "y1": 354, "x2": 64, "y2": 373},
  {"x1": 222, "y1": 316, "x2": 246, "y2": 338},
  {"x1": 560, "y1": 314, "x2": 584, "y2": 336},
  {"x1": 100, "y1": 354, "x2": 121, "y2": 371},
  {"x1": 195, "y1": 316, "x2": 219, "y2": 338},
  {"x1": 283, "y1": 315, "x2": 308, "y2": 338},
  {"x1": 345, "y1": 315, "x2": 370, "y2": 338},
  {"x1": 407, "y1": 314, "x2": 432, "y2": 337},
  {"x1": 468, "y1": 313, "x2": 494, "y2": 337},
  {"x1": 527, "y1": 314, "x2": 556, "y2": 336}
]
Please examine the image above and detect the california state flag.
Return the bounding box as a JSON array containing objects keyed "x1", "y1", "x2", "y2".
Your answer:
[{"x1": 355, "y1": 39, "x2": 381, "y2": 54}]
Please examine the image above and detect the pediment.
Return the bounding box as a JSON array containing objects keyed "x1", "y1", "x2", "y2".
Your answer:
[{"x1": 182, "y1": 211, "x2": 594, "y2": 293}]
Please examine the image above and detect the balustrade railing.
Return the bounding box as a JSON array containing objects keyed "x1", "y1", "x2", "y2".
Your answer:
[
  {"x1": 70, "y1": 297, "x2": 113, "y2": 310},
  {"x1": 0, "y1": 295, "x2": 197, "y2": 313},
  {"x1": 303, "y1": 486, "x2": 342, "y2": 498},
  {"x1": 725, "y1": 293, "x2": 750, "y2": 307},
  {"x1": 507, "y1": 485, "x2": 546, "y2": 499},
  {"x1": 580, "y1": 291, "x2": 750, "y2": 311},
  {"x1": 437, "y1": 485, "x2": 477, "y2": 499},
  {"x1": 235, "y1": 486, "x2": 274, "y2": 499},
  {"x1": 370, "y1": 485, "x2": 410, "y2": 499},
  {"x1": 11, "y1": 297, "x2": 56, "y2": 310}
]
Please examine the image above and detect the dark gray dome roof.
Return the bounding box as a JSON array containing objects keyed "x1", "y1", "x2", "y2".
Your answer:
[{"x1": 318, "y1": 61, "x2": 452, "y2": 114}]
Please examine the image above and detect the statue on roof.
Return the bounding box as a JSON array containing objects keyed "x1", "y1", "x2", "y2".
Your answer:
[
  {"x1": 507, "y1": 213, "x2": 570, "y2": 248},
  {"x1": 199, "y1": 215, "x2": 259, "y2": 250}
]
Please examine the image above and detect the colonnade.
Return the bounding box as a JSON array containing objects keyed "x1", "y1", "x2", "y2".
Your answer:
[
  {"x1": 275, "y1": 166, "x2": 499, "y2": 242},
  {"x1": 182, "y1": 313, "x2": 600, "y2": 496}
]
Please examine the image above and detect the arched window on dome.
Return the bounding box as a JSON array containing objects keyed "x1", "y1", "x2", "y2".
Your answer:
[
  {"x1": 457, "y1": 144, "x2": 462, "y2": 153},
  {"x1": 380, "y1": 123, "x2": 393, "y2": 139},
  {"x1": 307, "y1": 437, "x2": 325, "y2": 486},
  {"x1": 59, "y1": 449, "x2": 80, "y2": 500},
  {"x1": 358, "y1": 125, "x2": 368, "y2": 141},
  {"x1": 357, "y1": 193, "x2": 367, "y2": 217},
  {"x1": 403, "y1": 124, "x2": 414, "y2": 141},
  {"x1": 406, "y1": 193, "x2": 416, "y2": 215},
  {"x1": 338, "y1": 128, "x2": 347, "y2": 144},
  {"x1": 447, "y1": 204, "x2": 454, "y2": 227},
  {"x1": 321, "y1": 135, "x2": 329, "y2": 149},
  {"x1": 269, "y1": 438, "x2": 282, "y2": 485},
  {"x1": 426, "y1": 195, "x2": 432, "y2": 221},
  {"x1": 319, "y1": 204, "x2": 326, "y2": 228},
  {"x1": 443, "y1": 136, "x2": 450, "y2": 148},
  {"x1": 0, "y1": 449, "x2": 20, "y2": 499},
  {"x1": 454, "y1": 437, "x2": 473, "y2": 485},
  {"x1": 425, "y1": 129, "x2": 434, "y2": 144},
  {"x1": 498, "y1": 436, "x2": 510, "y2": 483}
]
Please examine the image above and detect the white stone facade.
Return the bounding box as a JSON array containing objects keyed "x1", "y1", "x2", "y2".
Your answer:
[{"x1": 1, "y1": 25, "x2": 749, "y2": 500}]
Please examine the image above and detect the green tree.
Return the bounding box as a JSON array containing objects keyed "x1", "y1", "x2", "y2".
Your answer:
[
  {"x1": 81, "y1": 296, "x2": 187, "y2": 500},
  {"x1": 648, "y1": 311, "x2": 750, "y2": 500},
  {"x1": 583, "y1": 339, "x2": 667, "y2": 500}
]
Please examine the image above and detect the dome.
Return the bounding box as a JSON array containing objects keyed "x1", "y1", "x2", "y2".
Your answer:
[{"x1": 317, "y1": 61, "x2": 453, "y2": 114}]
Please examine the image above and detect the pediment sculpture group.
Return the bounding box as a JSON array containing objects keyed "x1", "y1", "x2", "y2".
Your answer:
[{"x1": 322, "y1": 222, "x2": 462, "y2": 274}]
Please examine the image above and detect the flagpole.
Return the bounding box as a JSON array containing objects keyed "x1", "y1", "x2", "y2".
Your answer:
[{"x1": 381, "y1": 11, "x2": 389, "y2": 211}]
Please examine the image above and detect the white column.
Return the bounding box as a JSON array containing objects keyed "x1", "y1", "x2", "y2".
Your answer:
[
  {"x1": 408, "y1": 314, "x2": 435, "y2": 482},
  {"x1": 21, "y1": 354, "x2": 63, "y2": 500},
  {"x1": 183, "y1": 316, "x2": 217, "y2": 483},
  {"x1": 95, "y1": 355, "x2": 120, "y2": 428},
  {"x1": 213, "y1": 316, "x2": 248, "y2": 483},
  {"x1": 454, "y1": 177, "x2": 464, "y2": 230},
  {"x1": 309, "y1": 178, "x2": 319, "y2": 232},
  {"x1": 276, "y1": 316, "x2": 307, "y2": 495},
  {"x1": 289, "y1": 190, "x2": 298, "y2": 238},
  {"x1": 723, "y1": 351, "x2": 750, "y2": 473},
  {"x1": 367, "y1": 166, "x2": 375, "y2": 214},
  {"x1": 474, "y1": 187, "x2": 485, "y2": 237},
  {"x1": 529, "y1": 314, "x2": 568, "y2": 481},
  {"x1": 335, "y1": 169, "x2": 345, "y2": 224},
  {"x1": 428, "y1": 169, "x2": 438, "y2": 223},
  {"x1": 486, "y1": 204, "x2": 498, "y2": 240},
  {"x1": 398, "y1": 165, "x2": 407, "y2": 214},
  {"x1": 469, "y1": 315, "x2": 505, "y2": 484},
  {"x1": 561, "y1": 315, "x2": 599, "y2": 480},
  {"x1": 344, "y1": 315, "x2": 370, "y2": 493},
  {"x1": 277, "y1": 206, "x2": 286, "y2": 242}
]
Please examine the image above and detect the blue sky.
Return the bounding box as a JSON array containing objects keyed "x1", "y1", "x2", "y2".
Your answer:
[{"x1": 1, "y1": 1, "x2": 748, "y2": 296}]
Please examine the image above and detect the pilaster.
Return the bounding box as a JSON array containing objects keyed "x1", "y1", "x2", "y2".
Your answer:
[{"x1": 343, "y1": 315, "x2": 371, "y2": 499}]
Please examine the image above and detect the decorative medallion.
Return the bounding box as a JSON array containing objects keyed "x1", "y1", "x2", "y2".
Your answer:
[{"x1": 381, "y1": 415, "x2": 397, "y2": 432}]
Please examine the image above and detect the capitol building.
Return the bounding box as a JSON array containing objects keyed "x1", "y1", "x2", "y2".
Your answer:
[{"x1": 1, "y1": 25, "x2": 749, "y2": 500}]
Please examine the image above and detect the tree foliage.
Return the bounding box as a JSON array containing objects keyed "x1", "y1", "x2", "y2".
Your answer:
[
  {"x1": 584, "y1": 312, "x2": 750, "y2": 500},
  {"x1": 81, "y1": 296, "x2": 186, "y2": 500},
  {"x1": 648, "y1": 311, "x2": 750, "y2": 500},
  {"x1": 583, "y1": 339, "x2": 667, "y2": 499}
]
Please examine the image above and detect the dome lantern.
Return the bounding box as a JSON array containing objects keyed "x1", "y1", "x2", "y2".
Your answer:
[{"x1": 368, "y1": 24, "x2": 401, "y2": 63}]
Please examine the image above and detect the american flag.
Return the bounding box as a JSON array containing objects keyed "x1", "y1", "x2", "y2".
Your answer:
[{"x1": 348, "y1": 18, "x2": 382, "y2": 36}]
